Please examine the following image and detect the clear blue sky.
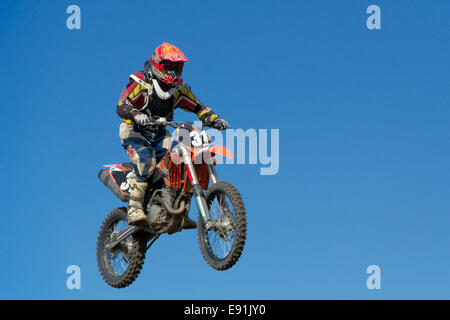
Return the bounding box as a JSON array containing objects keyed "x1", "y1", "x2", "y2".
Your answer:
[{"x1": 1, "y1": 0, "x2": 449, "y2": 299}]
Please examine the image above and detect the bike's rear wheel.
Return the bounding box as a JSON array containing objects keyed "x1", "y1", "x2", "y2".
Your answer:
[
  {"x1": 198, "y1": 181, "x2": 247, "y2": 270},
  {"x1": 96, "y1": 207, "x2": 147, "y2": 288}
]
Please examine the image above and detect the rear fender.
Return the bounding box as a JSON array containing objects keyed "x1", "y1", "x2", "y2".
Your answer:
[{"x1": 98, "y1": 164, "x2": 133, "y2": 202}]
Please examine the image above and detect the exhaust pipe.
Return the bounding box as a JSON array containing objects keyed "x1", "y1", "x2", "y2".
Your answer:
[{"x1": 154, "y1": 195, "x2": 186, "y2": 215}]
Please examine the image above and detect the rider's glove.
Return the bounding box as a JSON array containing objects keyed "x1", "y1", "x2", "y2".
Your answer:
[
  {"x1": 212, "y1": 118, "x2": 229, "y2": 130},
  {"x1": 132, "y1": 111, "x2": 151, "y2": 127}
]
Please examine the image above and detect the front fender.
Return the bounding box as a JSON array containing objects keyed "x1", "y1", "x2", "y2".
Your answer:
[{"x1": 209, "y1": 145, "x2": 234, "y2": 158}]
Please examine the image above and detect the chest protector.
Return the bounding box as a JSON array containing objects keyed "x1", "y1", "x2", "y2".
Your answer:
[
  {"x1": 145, "y1": 90, "x2": 175, "y2": 119},
  {"x1": 129, "y1": 73, "x2": 179, "y2": 120}
]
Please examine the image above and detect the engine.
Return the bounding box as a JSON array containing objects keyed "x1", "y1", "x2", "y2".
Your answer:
[{"x1": 146, "y1": 188, "x2": 175, "y2": 232}]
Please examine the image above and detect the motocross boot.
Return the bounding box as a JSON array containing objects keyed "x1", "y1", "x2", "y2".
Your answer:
[
  {"x1": 182, "y1": 216, "x2": 198, "y2": 229},
  {"x1": 127, "y1": 177, "x2": 148, "y2": 224}
]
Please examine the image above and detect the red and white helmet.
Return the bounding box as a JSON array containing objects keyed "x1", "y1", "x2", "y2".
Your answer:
[{"x1": 149, "y1": 42, "x2": 188, "y2": 87}]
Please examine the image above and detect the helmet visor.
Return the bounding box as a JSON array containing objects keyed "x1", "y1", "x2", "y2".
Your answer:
[{"x1": 162, "y1": 62, "x2": 184, "y2": 77}]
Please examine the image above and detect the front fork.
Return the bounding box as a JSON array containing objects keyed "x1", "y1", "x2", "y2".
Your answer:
[
  {"x1": 206, "y1": 159, "x2": 218, "y2": 185},
  {"x1": 181, "y1": 147, "x2": 218, "y2": 224}
]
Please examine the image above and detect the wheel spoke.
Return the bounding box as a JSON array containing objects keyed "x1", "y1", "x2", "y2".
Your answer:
[
  {"x1": 204, "y1": 191, "x2": 237, "y2": 259},
  {"x1": 104, "y1": 218, "x2": 133, "y2": 276},
  {"x1": 198, "y1": 182, "x2": 246, "y2": 271},
  {"x1": 118, "y1": 254, "x2": 127, "y2": 272},
  {"x1": 97, "y1": 208, "x2": 148, "y2": 288}
]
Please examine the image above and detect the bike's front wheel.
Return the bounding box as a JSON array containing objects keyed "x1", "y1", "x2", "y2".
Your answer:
[{"x1": 197, "y1": 181, "x2": 247, "y2": 270}]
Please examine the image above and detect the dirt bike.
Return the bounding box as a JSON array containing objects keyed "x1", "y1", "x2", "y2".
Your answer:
[{"x1": 96, "y1": 118, "x2": 247, "y2": 288}]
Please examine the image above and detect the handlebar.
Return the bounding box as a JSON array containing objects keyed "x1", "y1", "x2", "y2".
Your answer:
[
  {"x1": 201, "y1": 121, "x2": 232, "y2": 130},
  {"x1": 142, "y1": 118, "x2": 231, "y2": 130},
  {"x1": 141, "y1": 117, "x2": 177, "y2": 130}
]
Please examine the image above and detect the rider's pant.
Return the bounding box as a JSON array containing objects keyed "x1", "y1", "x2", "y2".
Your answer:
[{"x1": 119, "y1": 123, "x2": 175, "y2": 182}]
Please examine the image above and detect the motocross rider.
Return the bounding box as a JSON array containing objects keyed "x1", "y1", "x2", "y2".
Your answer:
[{"x1": 116, "y1": 42, "x2": 228, "y2": 227}]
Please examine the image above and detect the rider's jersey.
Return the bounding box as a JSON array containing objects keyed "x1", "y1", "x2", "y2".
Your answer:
[{"x1": 116, "y1": 71, "x2": 219, "y2": 125}]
